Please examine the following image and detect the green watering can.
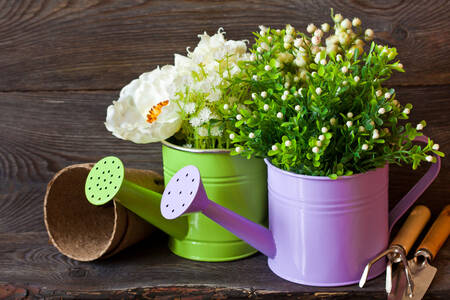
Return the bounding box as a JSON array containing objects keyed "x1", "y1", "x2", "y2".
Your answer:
[{"x1": 85, "y1": 147, "x2": 267, "y2": 261}]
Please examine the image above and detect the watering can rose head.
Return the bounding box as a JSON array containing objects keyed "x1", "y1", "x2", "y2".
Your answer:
[
  {"x1": 105, "y1": 28, "x2": 249, "y2": 148},
  {"x1": 105, "y1": 65, "x2": 183, "y2": 143},
  {"x1": 224, "y1": 11, "x2": 444, "y2": 177}
]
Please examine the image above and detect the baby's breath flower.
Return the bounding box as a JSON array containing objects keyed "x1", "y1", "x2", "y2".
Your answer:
[
  {"x1": 295, "y1": 105, "x2": 301, "y2": 111},
  {"x1": 376, "y1": 90, "x2": 382, "y2": 97},
  {"x1": 352, "y1": 18, "x2": 362, "y2": 27},
  {"x1": 384, "y1": 92, "x2": 392, "y2": 99},
  {"x1": 372, "y1": 129, "x2": 380, "y2": 139},
  {"x1": 346, "y1": 120, "x2": 353, "y2": 127},
  {"x1": 312, "y1": 146, "x2": 320, "y2": 153},
  {"x1": 403, "y1": 108, "x2": 410, "y2": 114},
  {"x1": 361, "y1": 144, "x2": 369, "y2": 151},
  {"x1": 284, "y1": 82, "x2": 290, "y2": 88},
  {"x1": 432, "y1": 144, "x2": 440, "y2": 151},
  {"x1": 378, "y1": 107, "x2": 386, "y2": 114},
  {"x1": 285, "y1": 140, "x2": 292, "y2": 147},
  {"x1": 263, "y1": 104, "x2": 269, "y2": 111},
  {"x1": 307, "y1": 23, "x2": 317, "y2": 33},
  {"x1": 184, "y1": 102, "x2": 196, "y2": 114},
  {"x1": 316, "y1": 87, "x2": 322, "y2": 95},
  {"x1": 190, "y1": 117, "x2": 202, "y2": 127},
  {"x1": 249, "y1": 132, "x2": 255, "y2": 138},
  {"x1": 272, "y1": 144, "x2": 278, "y2": 151},
  {"x1": 321, "y1": 127, "x2": 328, "y2": 133},
  {"x1": 425, "y1": 155, "x2": 433, "y2": 162},
  {"x1": 261, "y1": 91, "x2": 267, "y2": 98},
  {"x1": 211, "y1": 126, "x2": 223, "y2": 137},
  {"x1": 341, "y1": 66, "x2": 348, "y2": 73},
  {"x1": 321, "y1": 23, "x2": 330, "y2": 32},
  {"x1": 347, "y1": 112, "x2": 353, "y2": 118},
  {"x1": 277, "y1": 112, "x2": 283, "y2": 119},
  {"x1": 354, "y1": 76, "x2": 360, "y2": 83},
  {"x1": 199, "y1": 107, "x2": 212, "y2": 123},
  {"x1": 197, "y1": 127, "x2": 208, "y2": 137},
  {"x1": 259, "y1": 25, "x2": 268, "y2": 36},
  {"x1": 264, "y1": 65, "x2": 271, "y2": 71},
  {"x1": 416, "y1": 123, "x2": 424, "y2": 130},
  {"x1": 236, "y1": 114, "x2": 243, "y2": 120}
]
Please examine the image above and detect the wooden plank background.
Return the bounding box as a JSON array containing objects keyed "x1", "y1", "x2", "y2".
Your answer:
[{"x1": 0, "y1": 0, "x2": 449, "y2": 299}]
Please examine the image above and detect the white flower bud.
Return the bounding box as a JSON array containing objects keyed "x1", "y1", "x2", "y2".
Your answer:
[
  {"x1": 336, "y1": 54, "x2": 342, "y2": 61},
  {"x1": 354, "y1": 76, "x2": 360, "y2": 82},
  {"x1": 321, "y1": 127, "x2": 328, "y2": 133},
  {"x1": 334, "y1": 13, "x2": 343, "y2": 22},
  {"x1": 307, "y1": 23, "x2": 317, "y2": 33},
  {"x1": 425, "y1": 155, "x2": 433, "y2": 162},
  {"x1": 235, "y1": 146, "x2": 242, "y2": 153},
  {"x1": 321, "y1": 23, "x2": 330, "y2": 32},
  {"x1": 432, "y1": 144, "x2": 440, "y2": 150},
  {"x1": 281, "y1": 94, "x2": 287, "y2": 101},
  {"x1": 236, "y1": 114, "x2": 243, "y2": 120},
  {"x1": 376, "y1": 90, "x2": 382, "y2": 97},
  {"x1": 264, "y1": 65, "x2": 271, "y2": 71},
  {"x1": 312, "y1": 146, "x2": 320, "y2": 153},
  {"x1": 316, "y1": 87, "x2": 322, "y2": 95},
  {"x1": 223, "y1": 104, "x2": 229, "y2": 110},
  {"x1": 359, "y1": 126, "x2": 365, "y2": 132},
  {"x1": 298, "y1": 88, "x2": 303, "y2": 94},
  {"x1": 403, "y1": 108, "x2": 410, "y2": 114},
  {"x1": 347, "y1": 112, "x2": 353, "y2": 118},
  {"x1": 312, "y1": 36, "x2": 321, "y2": 46},
  {"x1": 341, "y1": 18, "x2": 352, "y2": 29},
  {"x1": 229, "y1": 133, "x2": 235, "y2": 139},
  {"x1": 346, "y1": 121, "x2": 353, "y2": 128},
  {"x1": 372, "y1": 129, "x2": 380, "y2": 139},
  {"x1": 341, "y1": 66, "x2": 348, "y2": 73},
  {"x1": 378, "y1": 107, "x2": 386, "y2": 114},
  {"x1": 295, "y1": 105, "x2": 301, "y2": 111},
  {"x1": 361, "y1": 144, "x2": 369, "y2": 151},
  {"x1": 365, "y1": 28, "x2": 374, "y2": 41},
  {"x1": 384, "y1": 92, "x2": 392, "y2": 99},
  {"x1": 252, "y1": 93, "x2": 257, "y2": 99},
  {"x1": 272, "y1": 145, "x2": 278, "y2": 151},
  {"x1": 277, "y1": 112, "x2": 283, "y2": 119},
  {"x1": 392, "y1": 99, "x2": 399, "y2": 106},
  {"x1": 257, "y1": 47, "x2": 262, "y2": 53},
  {"x1": 416, "y1": 123, "x2": 424, "y2": 130},
  {"x1": 342, "y1": 80, "x2": 348, "y2": 86},
  {"x1": 249, "y1": 132, "x2": 255, "y2": 138},
  {"x1": 284, "y1": 35, "x2": 293, "y2": 43},
  {"x1": 267, "y1": 36, "x2": 273, "y2": 43},
  {"x1": 263, "y1": 104, "x2": 269, "y2": 111},
  {"x1": 261, "y1": 42, "x2": 269, "y2": 51},
  {"x1": 285, "y1": 140, "x2": 292, "y2": 147},
  {"x1": 398, "y1": 63, "x2": 403, "y2": 69},
  {"x1": 294, "y1": 38, "x2": 302, "y2": 48},
  {"x1": 319, "y1": 134, "x2": 325, "y2": 141},
  {"x1": 261, "y1": 91, "x2": 267, "y2": 98},
  {"x1": 316, "y1": 140, "x2": 322, "y2": 147},
  {"x1": 314, "y1": 29, "x2": 324, "y2": 37},
  {"x1": 330, "y1": 118, "x2": 337, "y2": 125},
  {"x1": 352, "y1": 18, "x2": 362, "y2": 27},
  {"x1": 320, "y1": 59, "x2": 327, "y2": 65}
]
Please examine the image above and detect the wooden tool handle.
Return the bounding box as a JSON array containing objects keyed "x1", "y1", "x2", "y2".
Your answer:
[
  {"x1": 416, "y1": 205, "x2": 450, "y2": 260},
  {"x1": 391, "y1": 205, "x2": 431, "y2": 254}
]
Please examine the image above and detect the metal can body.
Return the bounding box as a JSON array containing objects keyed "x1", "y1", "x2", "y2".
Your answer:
[
  {"x1": 162, "y1": 141, "x2": 268, "y2": 261},
  {"x1": 265, "y1": 159, "x2": 388, "y2": 286}
]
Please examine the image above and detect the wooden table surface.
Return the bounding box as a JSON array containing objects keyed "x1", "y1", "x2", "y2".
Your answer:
[{"x1": 0, "y1": 1, "x2": 449, "y2": 299}]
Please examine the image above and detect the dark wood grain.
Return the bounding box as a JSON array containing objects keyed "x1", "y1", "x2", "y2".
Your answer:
[{"x1": 0, "y1": 0, "x2": 449, "y2": 92}]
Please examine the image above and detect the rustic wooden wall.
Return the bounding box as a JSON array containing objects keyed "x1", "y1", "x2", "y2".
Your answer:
[{"x1": 0, "y1": 0, "x2": 449, "y2": 298}]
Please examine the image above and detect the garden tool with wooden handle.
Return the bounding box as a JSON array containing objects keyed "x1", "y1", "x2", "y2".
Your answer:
[
  {"x1": 359, "y1": 205, "x2": 431, "y2": 297},
  {"x1": 388, "y1": 205, "x2": 450, "y2": 300}
]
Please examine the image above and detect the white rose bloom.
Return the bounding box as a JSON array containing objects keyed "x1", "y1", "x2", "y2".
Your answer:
[{"x1": 105, "y1": 65, "x2": 182, "y2": 143}]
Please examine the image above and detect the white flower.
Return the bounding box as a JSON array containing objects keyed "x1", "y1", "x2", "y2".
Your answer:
[
  {"x1": 352, "y1": 18, "x2": 362, "y2": 27},
  {"x1": 283, "y1": 90, "x2": 289, "y2": 96},
  {"x1": 298, "y1": 88, "x2": 303, "y2": 95},
  {"x1": 312, "y1": 146, "x2": 319, "y2": 153},
  {"x1": 312, "y1": 36, "x2": 321, "y2": 45},
  {"x1": 105, "y1": 65, "x2": 183, "y2": 144},
  {"x1": 259, "y1": 25, "x2": 268, "y2": 36},
  {"x1": 284, "y1": 42, "x2": 291, "y2": 49},
  {"x1": 249, "y1": 54, "x2": 256, "y2": 61},
  {"x1": 336, "y1": 54, "x2": 342, "y2": 61},
  {"x1": 277, "y1": 112, "x2": 283, "y2": 119},
  {"x1": 252, "y1": 92, "x2": 257, "y2": 99},
  {"x1": 199, "y1": 107, "x2": 212, "y2": 123},
  {"x1": 321, "y1": 127, "x2": 328, "y2": 133},
  {"x1": 425, "y1": 155, "x2": 433, "y2": 162},
  {"x1": 223, "y1": 104, "x2": 229, "y2": 110},
  {"x1": 263, "y1": 104, "x2": 269, "y2": 111},
  {"x1": 285, "y1": 140, "x2": 292, "y2": 147},
  {"x1": 347, "y1": 112, "x2": 353, "y2": 118},
  {"x1": 346, "y1": 121, "x2": 353, "y2": 127},
  {"x1": 307, "y1": 23, "x2": 317, "y2": 33},
  {"x1": 314, "y1": 29, "x2": 324, "y2": 37},
  {"x1": 372, "y1": 129, "x2": 380, "y2": 139},
  {"x1": 398, "y1": 63, "x2": 404, "y2": 69},
  {"x1": 294, "y1": 38, "x2": 303, "y2": 48},
  {"x1": 320, "y1": 59, "x2": 327, "y2": 65},
  {"x1": 211, "y1": 126, "x2": 223, "y2": 137},
  {"x1": 342, "y1": 80, "x2": 348, "y2": 86},
  {"x1": 330, "y1": 117, "x2": 337, "y2": 125},
  {"x1": 284, "y1": 82, "x2": 290, "y2": 88},
  {"x1": 267, "y1": 36, "x2": 273, "y2": 42},
  {"x1": 361, "y1": 144, "x2": 369, "y2": 151},
  {"x1": 341, "y1": 18, "x2": 352, "y2": 29},
  {"x1": 341, "y1": 66, "x2": 348, "y2": 73},
  {"x1": 432, "y1": 144, "x2": 440, "y2": 151},
  {"x1": 359, "y1": 126, "x2": 365, "y2": 132},
  {"x1": 264, "y1": 65, "x2": 271, "y2": 71},
  {"x1": 229, "y1": 133, "x2": 235, "y2": 139},
  {"x1": 190, "y1": 117, "x2": 202, "y2": 127},
  {"x1": 183, "y1": 102, "x2": 196, "y2": 114},
  {"x1": 295, "y1": 105, "x2": 301, "y2": 111},
  {"x1": 197, "y1": 127, "x2": 208, "y2": 136},
  {"x1": 261, "y1": 91, "x2": 268, "y2": 98},
  {"x1": 249, "y1": 132, "x2": 255, "y2": 139},
  {"x1": 376, "y1": 90, "x2": 382, "y2": 97},
  {"x1": 252, "y1": 75, "x2": 258, "y2": 81},
  {"x1": 334, "y1": 14, "x2": 343, "y2": 22},
  {"x1": 261, "y1": 42, "x2": 270, "y2": 51},
  {"x1": 281, "y1": 94, "x2": 287, "y2": 101},
  {"x1": 385, "y1": 92, "x2": 392, "y2": 99},
  {"x1": 284, "y1": 35, "x2": 293, "y2": 43},
  {"x1": 235, "y1": 146, "x2": 242, "y2": 153},
  {"x1": 316, "y1": 140, "x2": 322, "y2": 147},
  {"x1": 365, "y1": 28, "x2": 374, "y2": 41},
  {"x1": 378, "y1": 107, "x2": 386, "y2": 114},
  {"x1": 416, "y1": 123, "x2": 424, "y2": 130},
  {"x1": 272, "y1": 145, "x2": 278, "y2": 151},
  {"x1": 236, "y1": 114, "x2": 243, "y2": 121},
  {"x1": 319, "y1": 134, "x2": 325, "y2": 141},
  {"x1": 403, "y1": 108, "x2": 410, "y2": 114},
  {"x1": 321, "y1": 23, "x2": 330, "y2": 32},
  {"x1": 354, "y1": 76, "x2": 360, "y2": 82},
  {"x1": 316, "y1": 87, "x2": 322, "y2": 95}
]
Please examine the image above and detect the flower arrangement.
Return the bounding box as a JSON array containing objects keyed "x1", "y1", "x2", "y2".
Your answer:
[
  {"x1": 225, "y1": 12, "x2": 444, "y2": 178},
  {"x1": 105, "y1": 29, "x2": 249, "y2": 149}
]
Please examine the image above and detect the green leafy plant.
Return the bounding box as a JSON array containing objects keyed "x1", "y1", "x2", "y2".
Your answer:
[{"x1": 224, "y1": 12, "x2": 444, "y2": 178}]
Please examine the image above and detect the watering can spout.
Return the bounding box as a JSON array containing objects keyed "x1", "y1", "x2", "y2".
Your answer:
[
  {"x1": 85, "y1": 156, "x2": 188, "y2": 239},
  {"x1": 160, "y1": 165, "x2": 276, "y2": 258}
]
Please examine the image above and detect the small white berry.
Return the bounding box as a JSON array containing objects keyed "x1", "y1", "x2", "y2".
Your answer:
[
  {"x1": 312, "y1": 146, "x2": 319, "y2": 153},
  {"x1": 307, "y1": 23, "x2": 317, "y2": 33},
  {"x1": 378, "y1": 107, "x2": 386, "y2": 115},
  {"x1": 316, "y1": 87, "x2": 322, "y2": 95},
  {"x1": 223, "y1": 104, "x2": 229, "y2": 110},
  {"x1": 347, "y1": 112, "x2": 353, "y2": 118},
  {"x1": 229, "y1": 133, "x2": 235, "y2": 139},
  {"x1": 235, "y1": 146, "x2": 242, "y2": 153},
  {"x1": 432, "y1": 144, "x2": 440, "y2": 151},
  {"x1": 263, "y1": 104, "x2": 269, "y2": 111},
  {"x1": 285, "y1": 140, "x2": 292, "y2": 147},
  {"x1": 330, "y1": 118, "x2": 337, "y2": 125},
  {"x1": 384, "y1": 92, "x2": 392, "y2": 99},
  {"x1": 236, "y1": 114, "x2": 242, "y2": 121},
  {"x1": 416, "y1": 123, "x2": 424, "y2": 130},
  {"x1": 352, "y1": 18, "x2": 362, "y2": 27},
  {"x1": 361, "y1": 144, "x2": 369, "y2": 151},
  {"x1": 252, "y1": 93, "x2": 257, "y2": 99},
  {"x1": 346, "y1": 121, "x2": 353, "y2": 128},
  {"x1": 261, "y1": 91, "x2": 267, "y2": 98},
  {"x1": 272, "y1": 145, "x2": 278, "y2": 151},
  {"x1": 425, "y1": 155, "x2": 433, "y2": 162},
  {"x1": 376, "y1": 90, "x2": 382, "y2": 97},
  {"x1": 316, "y1": 140, "x2": 322, "y2": 147},
  {"x1": 321, "y1": 127, "x2": 328, "y2": 133},
  {"x1": 249, "y1": 132, "x2": 255, "y2": 138},
  {"x1": 319, "y1": 134, "x2": 325, "y2": 141},
  {"x1": 403, "y1": 108, "x2": 410, "y2": 114},
  {"x1": 359, "y1": 126, "x2": 365, "y2": 132},
  {"x1": 295, "y1": 105, "x2": 301, "y2": 111},
  {"x1": 341, "y1": 66, "x2": 348, "y2": 73},
  {"x1": 354, "y1": 76, "x2": 360, "y2": 83},
  {"x1": 264, "y1": 65, "x2": 271, "y2": 71},
  {"x1": 277, "y1": 112, "x2": 283, "y2": 119}
]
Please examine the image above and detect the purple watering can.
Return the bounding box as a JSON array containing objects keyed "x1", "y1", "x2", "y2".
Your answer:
[{"x1": 160, "y1": 136, "x2": 441, "y2": 286}]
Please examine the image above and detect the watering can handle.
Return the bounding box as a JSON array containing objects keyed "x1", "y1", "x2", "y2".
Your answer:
[{"x1": 388, "y1": 135, "x2": 441, "y2": 232}]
